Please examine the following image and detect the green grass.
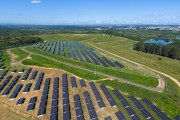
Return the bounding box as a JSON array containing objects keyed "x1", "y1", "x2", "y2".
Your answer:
[
  {"x1": 36, "y1": 33, "x2": 95, "y2": 42},
  {"x1": 1, "y1": 49, "x2": 11, "y2": 69},
  {"x1": 25, "y1": 47, "x2": 158, "y2": 87},
  {"x1": 81, "y1": 34, "x2": 180, "y2": 82},
  {"x1": 22, "y1": 54, "x2": 105, "y2": 80},
  {"x1": 11, "y1": 48, "x2": 29, "y2": 62},
  {"x1": 96, "y1": 79, "x2": 180, "y2": 118}
]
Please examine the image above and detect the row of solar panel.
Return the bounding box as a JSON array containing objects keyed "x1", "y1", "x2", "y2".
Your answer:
[
  {"x1": 0, "y1": 70, "x2": 8, "y2": 80},
  {"x1": 0, "y1": 51, "x2": 6, "y2": 70},
  {"x1": 27, "y1": 96, "x2": 37, "y2": 111},
  {"x1": 9, "y1": 83, "x2": 23, "y2": 100},
  {"x1": 0, "y1": 69, "x2": 25, "y2": 81},
  {"x1": 100, "y1": 85, "x2": 117, "y2": 107},
  {"x1": 22, "y1": 68, "x2": 32, "y2": 81},
  {"x1": 50, "y1": 77, "x2": 59, "y2": 120},
  {"x1": 89, "y1": 82, "x2": 105, "y2": 109},
  {"x1": 143, "y1": 98, "x2": 170, "y2": 120},
  {"x1": 113, "y1": 89, "x2": 140, "y2": 120},
  {"x1": 129, "y1": 96, "x2": 154, "y2": 120},
  {"x1": 34, "y1": 72, "x2": 44, "y2": 91},
  {"x1": 0, "y1": 75, "x2": 12, "y2": 92},
  {"x1": 62, "y1": 74, "x2": 71, "y2": 120},
  {"x1": 37, "y1": 78, "x2": 50, "y2": 117},
  {"x1": 2, "y1": 75, "x2": 21, "y2": 96},
  {"x1": 73, "y1": 94, "x2": 85, "y2": 120}
]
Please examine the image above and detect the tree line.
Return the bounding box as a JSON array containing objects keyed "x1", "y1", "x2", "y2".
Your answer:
[
  {"x1": 133, "y1": 42, "x2": 180, "y2": 60},
  {"x1": 0, "y1": 29, "x2": 44, "y2": 48}
]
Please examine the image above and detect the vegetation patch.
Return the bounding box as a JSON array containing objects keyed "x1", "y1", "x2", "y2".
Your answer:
[
  {"x1": 22, "y1": 54, "x2": 105, "y2": 80},
  {"x1": 11, "y1": 48, "x2": 29, "y2": 62}
]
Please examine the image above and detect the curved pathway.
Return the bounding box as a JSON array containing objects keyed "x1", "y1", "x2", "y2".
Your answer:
[
  {"x1": 88, "y1": 43, "x2": 180, "y2": 88},
  {"x1": 17, "y1": 47, "x2": 165, "y2": 92}
]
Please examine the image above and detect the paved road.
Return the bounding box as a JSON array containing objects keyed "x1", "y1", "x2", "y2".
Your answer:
[{"x1": 19, "y1": 47, "x2": 165, "y2": 92}]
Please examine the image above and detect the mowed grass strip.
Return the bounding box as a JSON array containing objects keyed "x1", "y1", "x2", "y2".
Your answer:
[
  {"x1": 25, "y1": 47, "x2": 158, "y2": 87},
  {"x1": 11, "y1": 48, "x2": 29, "y2": 62},
  {"x1": 96, "y1": 80, "x2": 180, "y2": 118},
  {"x1": 22, "y1": 54, "x2": 104, "y2": 80}
]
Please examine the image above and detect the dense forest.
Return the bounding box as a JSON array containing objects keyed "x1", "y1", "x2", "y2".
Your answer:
[
  {"x1": 0, "y1": 28, "x2": 44, "y2": 48},
  {"x1": 133, "y1": 42, "x2": 180, "y2": 60}
]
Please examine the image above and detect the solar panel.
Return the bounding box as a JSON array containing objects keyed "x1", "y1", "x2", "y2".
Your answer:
[
  {"x1": 71, "y1": 76, "x2": 77, "y2": 88},
  {"x1": 23, "y1": 83, "x2": 32, "y2": 93},
  {"x1": 30, "y1": 71, "x2": 38, "y2": 80},
  {"x1": 115, "y1": 111, "x2": 125, "y2": 120},
  {"x1": 16, "y1": 98, "x2": 25, "y2": 105},
  {"x1": 100, "y1": 85, "x2": 117, "y2": 107},
  {"x1": 89, "y1": 82, "x2": 105, "y2": 109},
  {"x1": 143, "y1": 98, "x2": 170, "y2": 120},
  {"x1": 83, "y1": 91, "x2": 98, "y2": 119},
  {"x1": 102, "y1": 56, "x2": 116, "y2": 67},
  {"x1": 104, "y1": 116, "x2": 112, "y2": 120},
  {"x1": 114, "y1": 61, "x2": 124, "y2": 68},
  {"x1": 79, "y1": 79, "x2": 86, "y2": 87},
  {"x1": 27, "y1": 103, "x2": 36, "y2": 111},
  {"x1": 37, "y1": 107, "x2": 46, "y2": 117},
  {"x1": 29, "y1": 96, "x2": 37, "y2": 104},
  {"x1": 50, "y1": 113, "x2": 58, "y2": 120},
  {"x1": 129, "y1": 96, "x2": 154, "y2": 119}
]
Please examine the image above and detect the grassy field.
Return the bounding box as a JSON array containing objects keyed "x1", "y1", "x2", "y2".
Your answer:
[
  {"x1": 11, "y1": 48, "x2": 29, "y2": 62},
  {"x1": 37, "y1": 33, "x2": 180, "y2": 83},
  {"x1": 25, "y1": 47, "x2": 158, "y2": 87},
  {"x1": 22, "y1": 54, "x2": 104, "y2": 80},
  {"x1": 2, "y1": 49, "x2": 11, "y2": 69}
]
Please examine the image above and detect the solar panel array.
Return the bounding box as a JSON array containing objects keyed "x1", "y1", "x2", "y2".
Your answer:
[
  {"x1": 34, "y1": 72, "x2": 44, "y2": 91},
  {"x1": 34, "y1": 41, "x2": 124, "y2": 68},
  {"x1": 71, "y1": 76, "x2": 77, "y2": 88},
  {"x1": 0, "y1": 75, "x2": 12, "y2": 92},
  {"x1": 50, "y1": 77, "x2": 59, "y2": 120},
  {"x1": 115, "y1": 111, "x2": 125, "y2": 120},
  {"x1": 113, "y1": 89, "x2": 140, "y2": 120},
  {"x1": 83, "y1": 91, "x2": 98, "y2": 120},
  {"x1": 89, "y1": 82, "x2": 105, "y2": 109},
  {"x1": 27, "y1": 96, "x2": 37, "y2": 111},
  {"x1": 0, "y1": 70, "x2": 8, "y2": 81},
  {"x1": 62, "y1": 74, "x2": 71, "y2": 120},
  {"x1": 2, "y1": 75, "x2": 20, "y2": 96},
  {"x1": 79, "y1": 79, "x2": 86, "y2": 87},
  {"x1": 0, "y1": 49, "x2": 6, "y2": 70},
  {"x1": 37, "y1": 78, "x2": 50, "y2": 117},
  {"x1": 9, "y1": 84, "x2": 23, "y2": 100},
  {"x1": 22, "y1": 68, "x2": 32, "y2": 81},
  {"x1": 23, "y1": 83, "x2": 32, "y2": 93},
  {"x1": 73, "y1": 94, "x2": 85, "y2": 120},
  {"x1": 100, "y1": 85, "x2": 117, "y2": 107},
  {"x1": 143, "y1": 98, "x2": 171, "y2": 120},
  {"x1": 0, "y1": 68, "x2": 174, "y2": 120},
  {"x1": 30, "y1": 70, "x2": 38, "y2": 80},
  {"x1": 130, "y1": 96, "x2": 154, "y2": 120},
  {"x1": 16, "y1": 97, "x2": 25, "y2": 105}
]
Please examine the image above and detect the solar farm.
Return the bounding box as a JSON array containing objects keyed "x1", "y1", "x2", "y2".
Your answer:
[
  {"x1": 33, "y1": 41, "x2": 124, "y2": 68},
  {"x1": 0, "y1": 66, "x2": 172, "y2": 120},
  {"x1": 0, "y1": 49, "x2": 6, "y2": 70}
]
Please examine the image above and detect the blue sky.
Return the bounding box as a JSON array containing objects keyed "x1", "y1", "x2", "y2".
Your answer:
[{"x1": 0, "y1": 0, "x2": 180, "y2": 25}]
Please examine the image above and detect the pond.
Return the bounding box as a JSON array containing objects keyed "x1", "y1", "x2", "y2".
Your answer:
[{"x1": 145, "y1": 39, "x2": 173, "y2": 45}]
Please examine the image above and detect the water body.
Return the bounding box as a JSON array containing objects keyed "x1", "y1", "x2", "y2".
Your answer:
[{"x1": 145, "y1": 39, "x2": 173, "y2": 45}]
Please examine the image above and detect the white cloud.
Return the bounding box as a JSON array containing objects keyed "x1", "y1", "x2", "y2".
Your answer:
[{"x1": 31, "y1": 0, "x2": 41, "y2": 4}]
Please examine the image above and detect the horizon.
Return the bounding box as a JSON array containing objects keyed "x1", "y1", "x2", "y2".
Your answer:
[{"x1": 0, "y1": 0, "x2": 180, "y2": 25}]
